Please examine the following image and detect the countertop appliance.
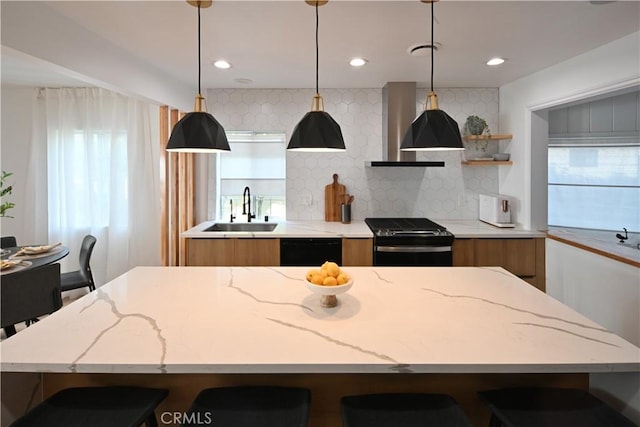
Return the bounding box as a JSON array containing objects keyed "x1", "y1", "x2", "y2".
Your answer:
[
  {"x1": 479, "y1": 194, "x2": 515, "y2": 228},
  {"x1": 365, "y1": 218, "x2": 454, "y2": 266}
]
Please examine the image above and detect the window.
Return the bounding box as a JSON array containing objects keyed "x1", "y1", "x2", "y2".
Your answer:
[
  {"x1": 48, "y1": 129, "x2": 128, "y2": 229},
  {"x1": 548, "y1": 138, "x2": 639, "y2": 231},
  {"x1": 214, "y1": 131, "x2": 286, "y2": 221}
]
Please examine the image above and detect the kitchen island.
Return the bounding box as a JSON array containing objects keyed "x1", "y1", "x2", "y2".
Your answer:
[{"x1": 2, "y1": 266, "x2": 638, "y2": 425}]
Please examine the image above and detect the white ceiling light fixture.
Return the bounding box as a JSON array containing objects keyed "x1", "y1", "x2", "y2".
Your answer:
[
  {"x1": 487, "y1": 57, "x2": 505, "y2": 66},
  {"x1": 213, "y1": 60, "x2": 231, "y2": 69},
  {"x1": 349, "y1": 57, "x2": 368, "y2": 67}
]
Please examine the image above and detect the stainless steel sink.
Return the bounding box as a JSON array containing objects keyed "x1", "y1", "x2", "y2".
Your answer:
[{"x1": 204, "y1": 223, "x2": 278, "y2": 232}]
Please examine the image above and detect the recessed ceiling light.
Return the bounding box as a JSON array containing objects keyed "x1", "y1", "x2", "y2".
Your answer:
[
  {"x1": 349, "y1": 57, "x2": 368, "y2": 67},
  {"x1": 487, "y1": 57, "x2": 505, "y2": 66},
  {"x1": 213, "y1": 60, "x2": 231, "y2": 69}
]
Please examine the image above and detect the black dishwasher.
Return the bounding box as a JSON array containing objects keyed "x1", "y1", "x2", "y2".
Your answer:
[{"x1": 280, "y1": 238, "x2": 342, "y2": 266}]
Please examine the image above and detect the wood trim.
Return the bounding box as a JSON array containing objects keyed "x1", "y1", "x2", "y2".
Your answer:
[
  {"x1": 463, "y1": 134, "x2": 513, "y2": 141},
  {"x1": 461, "y1": 161, "x2": 512, "y2": 166},
  {"x1": 168, "y1": 109, "x2": 180, "y2": 266},
  {"x1": 546, "y1": 233, "x2": 640, "y2": 268},
  {"x1": 535, "y1": 237, "x2": 546, "y2": 292},
  {"x1": 159, "y1": 106, "x2": 169, "y2": 266}
]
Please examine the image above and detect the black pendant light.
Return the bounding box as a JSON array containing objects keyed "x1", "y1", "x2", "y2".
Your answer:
[
  {"x1": 167, "y1": 0, "x2": 230, "y2": 153},
  {"x1": 401, "y1": 0, "x2": 464, "y2": 152},
  {"x1": 287, "y1": 0, "x2": 346, "y2": 152}
]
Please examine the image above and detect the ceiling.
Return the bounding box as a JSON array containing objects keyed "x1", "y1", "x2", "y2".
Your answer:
[{"x1": 1, "y1": 1, "x2": 639, "y2": 91}]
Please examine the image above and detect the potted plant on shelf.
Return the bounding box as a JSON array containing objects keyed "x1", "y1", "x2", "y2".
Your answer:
[
  {"x1": 464, "y1": 115, "x2": 492, "y2": 151},
  {"x1": 1, "y1": 171, "x2": 15, "y2": 218}
]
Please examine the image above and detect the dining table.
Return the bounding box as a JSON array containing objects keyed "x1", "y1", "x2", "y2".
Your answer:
[{"x1": 0, "y1": 244, "x2": 70, "y2": 276}]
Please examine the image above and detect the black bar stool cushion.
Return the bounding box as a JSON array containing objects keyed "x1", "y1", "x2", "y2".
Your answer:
[
  {"x1": 183, "y1": 386, "x2": 311, "y2": 427},
  {"x1": 10, "y1": 386, "x2": 169, "y2": 427},
  {"x1": 341, "y1": 393, "x2": 474, "y2": 427},
  {"x1": 478, "y1": 387, "x2": 636, "y2": 427}
]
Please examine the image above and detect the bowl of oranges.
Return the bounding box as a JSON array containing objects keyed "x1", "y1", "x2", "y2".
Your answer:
[{"x1": 305, "y1": 261, "x2": 352, "y2": 307}]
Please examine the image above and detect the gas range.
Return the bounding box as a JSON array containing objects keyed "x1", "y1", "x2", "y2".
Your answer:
[
  {"x1": 365, "y1": 218, "x2": 453, "y2": 238},
  {"x1": 364, "y1": 218, "x2": 454, "y2": 266}
]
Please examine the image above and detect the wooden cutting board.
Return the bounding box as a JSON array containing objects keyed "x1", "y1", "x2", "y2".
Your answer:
[{"x1": 325, "y1": 174, "x2": 346, "y2": 222}]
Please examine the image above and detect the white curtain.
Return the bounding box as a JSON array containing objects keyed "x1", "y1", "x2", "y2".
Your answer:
[{"x1": 25, "y1": 87, "x2": 161, "y2": 287}]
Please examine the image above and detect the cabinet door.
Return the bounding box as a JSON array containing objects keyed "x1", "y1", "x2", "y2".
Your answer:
[
  {"x1": 453, "y1": 239, "x2": 474, "y2": 266},
  {"x1": 342, "y1": 238, "x2": 373, "y2": 266},
  {"x1": 186, "y1": 239, "x2": 235, "y2": 266},
  {"x1": 234, "y1": 239, "x2": 280, "y2": 266},
  {"x1": 473, "y1": 239, "x2": 536, "y2": 277}
]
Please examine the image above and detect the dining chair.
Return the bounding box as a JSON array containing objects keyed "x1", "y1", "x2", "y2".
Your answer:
[
  {"x1": 1, "y1": 263, "x2": 62, "y2": 338},
  {"x1": 9, "y1": 386, "x2": 169, "y2": 427},
  {"x1": 182, "y1": 386, "x2": 311, "y2": 427},
  {"x1": 60, "y1": 234, "x2": 97, "y2": 293},
  {"x1": 341, "y1": 393, "x2": 474, "y2": 427},
  {"x1": 478, "y1": 387, "x2": 637, "y2": 427},
  {"x1": 1, "y1": 235, "x2": 17, "y2": 248}
]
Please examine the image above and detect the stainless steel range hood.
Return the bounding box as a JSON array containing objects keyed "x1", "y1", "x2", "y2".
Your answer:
[{"x1": 366, "y1": 82, "x2": 445, "y2": 167}]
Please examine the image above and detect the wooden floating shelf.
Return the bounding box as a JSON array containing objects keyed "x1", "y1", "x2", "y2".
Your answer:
[
  {"x1": 462, "y1": 161, "x2": 513, "y2": 166},
  {"x1": 464, "y1": 134, "x2": 513, "y2": 141}
]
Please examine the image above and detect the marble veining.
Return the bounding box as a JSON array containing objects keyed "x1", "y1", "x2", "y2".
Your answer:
[
  {"x1": 265, "y1": 317, "x2": 404, "y2": 369},
  {"x1": 71, "y1": 288, "x2": 168, "y2": 374},
  {"x1": 419, "y1": 286, "x2": 611, "y2": 334},
  {"x1": 228, "y1": 268, "x2": 313, "y2": 313},
  {"x1": 1, "y1": 266, "x2": 638, "y2": 374}
]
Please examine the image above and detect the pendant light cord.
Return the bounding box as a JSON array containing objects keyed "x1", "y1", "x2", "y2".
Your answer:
[
  {"x1": 315, "y1": 2, "x2": 319, "y2": 95},
  {"x1": 430, "y1": 0, "x2": 434, "y2": 92},
  {"x1": 198, "y1": 2, "x2": 202, "y2": 96}
]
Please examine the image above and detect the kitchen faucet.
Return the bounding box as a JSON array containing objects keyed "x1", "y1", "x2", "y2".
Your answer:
[
  {"x1": 242, "y1": 186, "x2": 256, "y2": 223},
  {"x1": 616, "y1": 227, "x2": 628, "y2": 243}
]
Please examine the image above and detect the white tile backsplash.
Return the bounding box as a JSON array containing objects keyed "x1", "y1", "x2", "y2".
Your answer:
[{"x1": 207, "y1": 87, "x2": 500, "y2": 221}]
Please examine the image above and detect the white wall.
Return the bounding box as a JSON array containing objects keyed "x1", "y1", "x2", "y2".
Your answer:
[
  {"x1": 499, "y1": 32, "x2": 640, "y2": 230},
  {"x1": 205, "y1": 87, "x2": 502, "y2": 222},
  {"x1": 0, "y1": 86, "x2": 35, "y2": 242}
]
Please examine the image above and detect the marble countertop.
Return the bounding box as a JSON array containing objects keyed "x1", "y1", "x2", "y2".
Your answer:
[
  {"x1": 181, "y1": 220, "x2": 373, "y2": 238},
  {"x1": 182, "y1": 219, "x2": 545, "y2": 239},
  {"x1": 1, "y1": 266, "x2": 638, "y2": 374},
  {"x1": 547, "y1": 227, "x2": 640, "y2": 267}
]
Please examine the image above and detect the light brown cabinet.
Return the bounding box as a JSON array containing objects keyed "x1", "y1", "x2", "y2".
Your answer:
[
  {"x1": 186, "y1": 237, "x2": 373, "y2": 267},
  {"x1": 186, "y1": 238, "x2": 280, "y2": 266},
  {"x1": 453, "y1": 237, "x2": 545, "y2": 291},
  {"x1": 342, "y1": 238, "x2": 373, "y2": 266}
]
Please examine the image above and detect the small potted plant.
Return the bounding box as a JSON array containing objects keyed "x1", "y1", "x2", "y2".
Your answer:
[
  {"x1": 0, "y1": 171, "x2": 15, "y2": 218},
  {"x1": 464, "y1": 115, "x2": 492, "y2": 151}
]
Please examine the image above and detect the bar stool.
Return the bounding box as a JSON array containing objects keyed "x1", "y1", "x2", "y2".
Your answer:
[
  {"x1": 182, "y1": 386, "x2": 311, "y2": 427},
  {"x1": 478, "y1": 387, "x2": 636, "y2": 427},
  {"x1": 9, "y1": 386, "x2": 169, "y2": 427},
  {"x1": 341, "y1": 393, "x2": 474, "y2": 427}
]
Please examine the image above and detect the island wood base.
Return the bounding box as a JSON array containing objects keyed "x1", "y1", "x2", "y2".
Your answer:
[{"x1": 34, "y1": 372, "x2": 588, "y2": 427}]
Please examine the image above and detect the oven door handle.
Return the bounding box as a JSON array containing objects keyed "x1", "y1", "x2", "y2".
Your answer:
[{"x1": 375, "y1": 245, "x2": 452, "y2": 253}]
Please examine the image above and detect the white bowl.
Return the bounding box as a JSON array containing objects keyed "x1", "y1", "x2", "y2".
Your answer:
[
  {"x1": 492, "y1": 153, "x2": 510, "y2": 161},
  {"x1": 305, "y1": 278, "x2": 353, "y2": 295}
]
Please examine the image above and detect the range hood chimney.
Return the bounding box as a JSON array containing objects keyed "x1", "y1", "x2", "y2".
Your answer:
[{"x1": 366, "y1": 82, "x2": 445, "y2": 167}]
